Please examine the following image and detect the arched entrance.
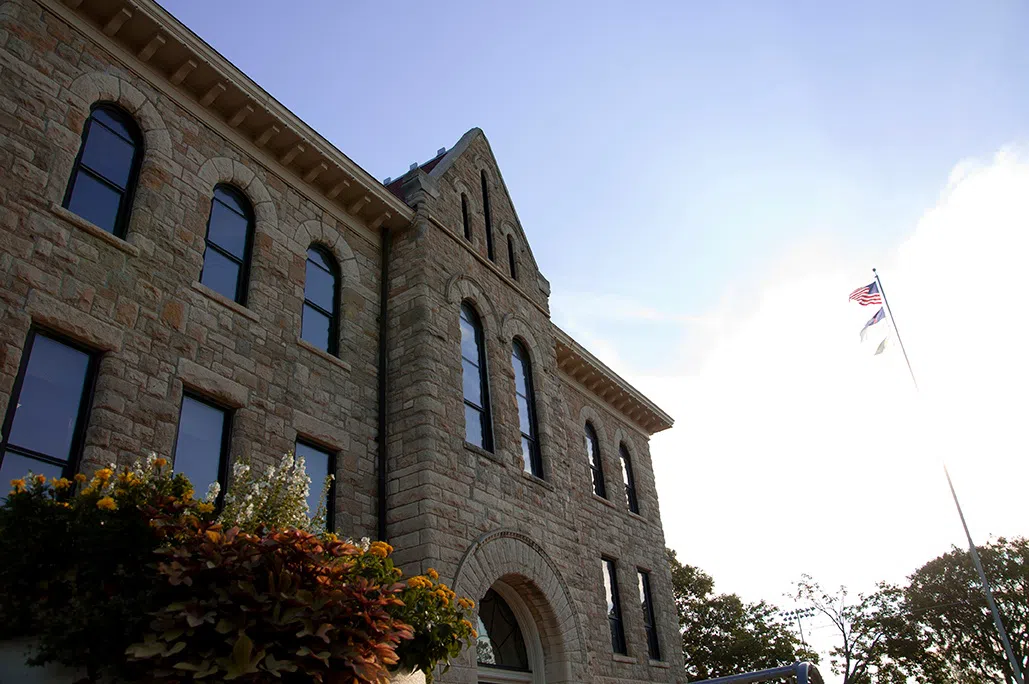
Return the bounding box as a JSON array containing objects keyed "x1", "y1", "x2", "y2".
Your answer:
[{"x1": 476, "y1": 582, "x2": 544, "y2": 683}]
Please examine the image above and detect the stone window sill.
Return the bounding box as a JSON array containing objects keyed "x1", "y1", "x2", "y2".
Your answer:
[
  {"x1": 592, "y1": 494, "x2": 617, "y2": 509},
  {"x1": 297, "y1": 337, "x2": 352, "y2": 373},
  {"x1": 464, "y1": 441, "x2": 505, "y2": 465},
  {"x1": 649, "y1": 659, "x2": 669, "y2": 669},
  {"x1": 520, "y1": 470, "x2": 554, "y2": 492},
  {"x1": 628, "y1": 510, "x2": 648, "y2": 524},
  {"x1": 612, "y1": 654, "x2": 637, "y2": 664},
  {"x1": 190, "y1": 281, "x2": 260, "y2": 322},
  {"x1": 49, "y1": 202, "x2": 139, "y2": 257}
]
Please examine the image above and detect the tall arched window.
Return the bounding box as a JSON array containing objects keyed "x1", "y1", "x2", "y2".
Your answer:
[
  {"x1": 461, "y1": 193, "x2": 472, "y2": 241},
  {"x1": 512, "y1": 339, "x2": 541, "y2": 477},
  {"x1": 585, "y1": 422, "x2": 606, "y2": 498},
  {"x1": 63, "y1": 103, "x2": 143, "y2": 237},
  {"x1": 461, "y1": 303, "x2": 493, "y2": 451},
  {"x1": 481, "y1": 170, "x2": 495, "y2": 262},
  {"x1": 476, "y1": 588, "x2": 531, "y2": 674},
  {"x1": 507, "y1": 235, "x2": 518, "y2": 280},
  {"x1": 200, "y1": 185, "x2": 254, "y2": 305},
  {"x1": 301, "y1": 245, "x2": 340, "y2": 355},
  {"x1": 619, "y1": 442, "x2": 639, "y2": 514}
]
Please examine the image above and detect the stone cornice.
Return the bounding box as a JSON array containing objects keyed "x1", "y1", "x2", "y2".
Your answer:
[
  {"x1": 50, "y1": 0, "x2": 413, "y2": 234},
  {"x1": 554, "y1": 327, "x2": 674, "y2": 435}
]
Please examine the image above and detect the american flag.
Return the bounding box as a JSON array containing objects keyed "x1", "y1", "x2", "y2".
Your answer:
[{"x1": 849, "y1": 281, "x2": 882, "y2": 306}]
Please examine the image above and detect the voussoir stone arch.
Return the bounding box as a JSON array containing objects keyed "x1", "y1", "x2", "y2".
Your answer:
[
  {"x1": 294, "y1": 219, "x2": 361, "y2": 291},
  {"x1": 445, "y1": 272, "x2": 498, "y2": 335},
  {"x1": 67, "y1": 71, "x2": 172, "y2": 159},
  {"x1": 196, "y1": 157, "x2": 278, "y2": 234},
  {"x1": 452, "y1": 529, "x2": 585, "y2": 684}
]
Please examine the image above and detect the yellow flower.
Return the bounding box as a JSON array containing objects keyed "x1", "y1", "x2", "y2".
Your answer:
[
  {"x1": 324, "y1": 533, "x2": 339, "y2": 542},
  {"x1": 458, "y1": 597, "x2": 475, "y2": 610},
  {"x1": 52, "y1": 478, "x2": 72, "y2": 491},
  {"x1": 96, "y1": 496, "x2": 117, "y2": 511},
  {"x1": 34, "y1": 474, "x2": 46, "y2": 485},
  {"x1": 407, "y1": 576, "x2": 432, "y2": 589},
  {"x1": 182, "y1": 489, "x2": 194, "y2": 501},
  {"x1": 394, "y1": 567, "x2": 404, "y2": 577},
  {"x1": 427, "y1": 568, "x2": 439, "y2": 581},
  {"x1": 461, "y1": 619, "x2": 474, "y2": 631},
  {"x1": 117, "y1": 470, "x2": 135, "y2": 484},
  {"x1": 9, "y1": 479, "x2": 25, "y2": 494},
  {"x1": 369, "y1": 541, "x2": 393, "y2": 558},
  {"x1": 94, "y1": 468, "x2": 113, "y2": 481},
  {"x1": 74, "y1": 473, "x2": 87, "y2": 484},
  {"x1": 153, "y1": 458, "x2": 168, "y2": 469},
  {"x1": 59, "y1": 502, "x2": 70, "y2": 508},
  {"x1": 196, "y1": 502, "x2": 215, "y2": 514}
]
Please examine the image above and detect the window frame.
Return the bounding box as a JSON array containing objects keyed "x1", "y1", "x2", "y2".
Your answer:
[
  {"x1": 461, "y1": 193, "x2": 472, "y2": 242},
  {"x1": 62, "y1": 102, "x2": 144, "y2": 239},
  {"x1": 603, "y1": 558, "x2": 628, "y2": 655},
  {"x1": 0, "y1": 328, "x2": 99, "y2": 481},
  {"x1": 460, "y1": 302, "x2": 494, "y2": 452},
  {"x1": 481, "y1": 170, "x2": 495, "y2": 262},
  {"x1": 294, "y1": 438, "x2": 337, "y2": 532},
  {"x1": 507, "y1": 234, "x2": 518, "y2": 280},
  {"x1": 171, "y1": 391, "x2": 232, "y2": 507},
  {"x1": 638, "y1": 569, "x2": 661, "y2": 661},
  {"x1": 511, "y1": 339, "x2": 542, "y2": 478},
  {"x1": 585, "y1": 422, "x2": 606, "y2": 498},
  {"x1": 201, "y1": 184, "x2": 255, "y2": 305},
  {"x1": 619, "y1": 442, "x2": 640, "y2": 514},
  {"x1": 301, "y1": 244, "x2": 341, "y2": 356}
]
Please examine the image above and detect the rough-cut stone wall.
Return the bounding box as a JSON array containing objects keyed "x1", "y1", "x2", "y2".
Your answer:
[
  {"x1": 388, "y1": 134, "x2": 685, "y2": 683},
  {"x1": 0, "y1": 0, "x2": 381, "y2": 537}
]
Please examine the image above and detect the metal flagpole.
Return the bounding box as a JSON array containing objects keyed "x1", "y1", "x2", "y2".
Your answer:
[
  {"x1": 868, "y1": 268, "x2": 1023, "y2": 682},
  {"x1": 872, "y1": 268, "x2": 918, "y2": 390},
  {"x1": 944, "y1": 466, "x2": 1025, "y2": 684}
]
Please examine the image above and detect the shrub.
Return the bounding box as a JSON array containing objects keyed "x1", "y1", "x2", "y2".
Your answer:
[
  {"x1": 219, "y1": 452, "x2": 332, "y2": 534},
  {"x1": 394, "y1": 567, "x2": 478, "y2": 682}
]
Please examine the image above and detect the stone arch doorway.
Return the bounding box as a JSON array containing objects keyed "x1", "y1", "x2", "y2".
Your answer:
[{"x1": 450, "y1": 529, "x2": 584, "y2": 684}]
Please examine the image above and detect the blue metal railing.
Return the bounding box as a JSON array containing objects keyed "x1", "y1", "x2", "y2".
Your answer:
[{"x1": 689, "y1": 662, "x2": 824, "y2": 684}]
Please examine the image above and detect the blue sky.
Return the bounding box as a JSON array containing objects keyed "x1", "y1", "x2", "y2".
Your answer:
[{"x1": 160, "y1": 1, "x2": 1029, "y2": 673}]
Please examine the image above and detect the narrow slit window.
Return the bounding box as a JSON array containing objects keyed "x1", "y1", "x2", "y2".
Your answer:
[
  {"x1": 0, "y1": 331, "x2": 97, "y2": 495},
  {"x1": 481, "y1": 170, "x2": 495, "y2": 262},
  {"x1": 461, "y1": 303, "x2": 493, "y2": 451},
  {"x1": 512, "y1": 340, "x2": 541, "y2": 478},
  {"x1": 585, "y1": 422, "x2": 606, "y2": 498},
  {"x1": 63, "y1": 104, "x2": 143, "y2": 237},
  {"x1": 461, "y1": 193, "x2": 472, "y2": 241},
  {"x1": 638, "y1": 570, "x2": 661, "y2": 660},
  {"x1": 603, "y1": 558, "x2": 627, "y2": 655},
  {"x1": 301, "y1": 245, "x2": 340, "y2": 355},
  {"x1": 507, "y1": 235, "x2": 518, "y2": 280},
  {"x1": 172, "y1": 394, "x2": 230, "y2": 503},
  {"x1": 200, "y1": 185, "x2": 255, "y2": 304},
  {"x1": 620, "y1": 443, "x2": 640, "y2": 514}
]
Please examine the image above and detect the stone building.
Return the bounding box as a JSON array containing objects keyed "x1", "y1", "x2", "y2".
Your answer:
[{"x1": 0, "y1": 0, "x2": 685, "y2": 681}]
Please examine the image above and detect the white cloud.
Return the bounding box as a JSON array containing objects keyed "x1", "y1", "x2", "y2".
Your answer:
[{"x1": 555, "y1": 146, "x2": 1029, "y2": 677}]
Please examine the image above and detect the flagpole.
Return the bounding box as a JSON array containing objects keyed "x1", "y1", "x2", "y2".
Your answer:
[
  {"x1": 872, "y1": 268, "x2": 918, "y2": 390},
  {"x1": 944, "y1": 466, "x2": 1025, "y2": 684}
]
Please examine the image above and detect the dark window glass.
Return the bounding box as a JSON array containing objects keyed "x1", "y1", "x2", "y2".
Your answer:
[
  {"x1": 460, "y1": 303, "x2": 492, "y2": 451},
  {"x1": 620, "y1": 443, "x2": 640, "y2": 514},
  {"x1": 603, "y1": 559, "x2": 627, "y2": 655},
  {"x1": 0, "y1": 332, "x2": 96, "y2": 496},
  {"x1": 512, "y1": 340, "x2": 541, "y2": 477},
  {"x1": 461, "y1": 193, "x2": 472, "y2": 241},
  {"x1": 295, "y1": 440, "x2": 334, "y2": 530},
  {"x1": 173, "y1": 395, "x2": 229, "y2": 498},
  {"x1": 63, "y1": 104, "x2": 142, "y2": 237},
  {"x1": 585, "y1": 422, "x2": 606, "y2": 498},
  {"x1": 481, "y1": 170, "x2": 495, "y2": 262},
  {"x1": 476, "y1": 588, "x2": 530, "y2": 672},
  {"x1": 301, "y1": 245, "x2": 340, "y2": 355},
  {"x1": 639, "y1": 570, "x2": 661, "y2": 660},
  {"x1": 200, "y1": 185, "x2": 254, "y2": 304},
  {"x1": 507, "y1": 235, "x2": 518, "y2": 280}
]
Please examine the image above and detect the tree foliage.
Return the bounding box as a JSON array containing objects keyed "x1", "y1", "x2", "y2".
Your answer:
[{"x1": 668, "y1": 549, "x2": 816, "y2": 681}]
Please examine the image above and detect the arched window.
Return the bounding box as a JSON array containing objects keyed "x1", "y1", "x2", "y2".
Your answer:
[
  {"x1": 619, "y1": 442, "x2": 639, "y2": 514},
  {"x1": 200, "y1": 185, "x2": 254, "y2": 304},
  {"x1": 585, "y1": 422, "x2": 606, "y2": 498},
  {"x1": 63, "y1": 103, "x2": 143, "y2": 237},
  {"x1": 507, "y1": 234, "x2": 518, "y2": 280},
  {"x1": 476, "y1": 588, "x2": 530, "y2": 673},
  {"x1": 461, "y1": 193, "x2": 472, "y2": 241},
  {"x1": 461, "y1": 302, "x2": 492, "y2": 451},
  {"x1": 301, "y1": 245, "x2": 340, "y2": 355},
  {"x1": 512, "y1": 340, "x2": 541, "y2": 477},
  {"x1": 481, "y1": 170, "x2": 495, "y2": 262}
]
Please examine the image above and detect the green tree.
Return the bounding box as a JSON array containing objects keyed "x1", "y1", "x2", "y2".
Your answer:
[
  {"x1": 902, "y1": 537, "x2": 1029, "y2": 684},
  {"x1": 667, "y1": 549, "x2": 816, "y2": 681}
]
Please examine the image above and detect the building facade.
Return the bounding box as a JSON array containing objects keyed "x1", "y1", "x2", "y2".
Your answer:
[{"x1": 0, "y1": 1, "x2": 685, "y2": 682}]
